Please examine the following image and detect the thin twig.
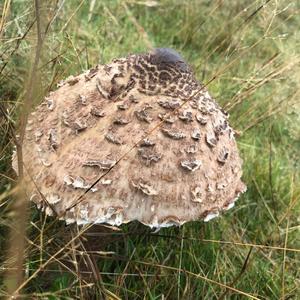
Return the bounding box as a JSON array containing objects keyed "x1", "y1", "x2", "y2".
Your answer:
[{"x1": 4, "y1": 0, "x2": 44, "y2": 297}]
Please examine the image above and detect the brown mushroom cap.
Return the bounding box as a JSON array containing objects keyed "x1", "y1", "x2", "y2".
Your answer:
[{"x1": 12, "y1": 49, "x2": 246, "y2": 228}]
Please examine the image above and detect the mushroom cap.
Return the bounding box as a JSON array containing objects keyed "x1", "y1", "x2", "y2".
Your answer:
[{"x1": 12, "y1": 49, "x2": 246, "y2": 228}]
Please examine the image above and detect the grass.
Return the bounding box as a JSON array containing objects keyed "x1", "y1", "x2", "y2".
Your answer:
[{"x1": 0, "y1": 0, "x2": 299, "y2": 299}]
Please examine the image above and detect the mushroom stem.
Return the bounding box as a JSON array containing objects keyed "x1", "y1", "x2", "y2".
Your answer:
[{"x1": 67, "y1": 224, "x2": 123, "y2": 286}]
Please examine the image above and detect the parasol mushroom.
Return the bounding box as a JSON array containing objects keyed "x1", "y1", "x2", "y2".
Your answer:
[{"x1": 12, "y1": 48, "x2": 246, "y2": 228}]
